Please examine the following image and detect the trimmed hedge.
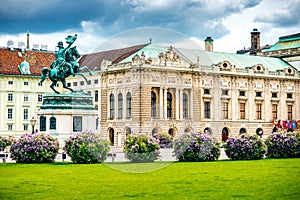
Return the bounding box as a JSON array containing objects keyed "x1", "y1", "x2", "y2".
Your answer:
[
  {"x1": 265, "y1": 133, "x2": 300, "y2": 158},
  {"x1": 173, "y1": 133, "x2": 220, "y2": 162},
  {"x1": 124, "y1": 134, "x2": 160, "y2": 162},
  {"x1": 224, "y1": 134, "x2": 266, "y2": 160},
  {"x1": 10, "y1": 133, "x2": 59, "y2": 163},
  {"x1": 64, "y1": 131, "x2": 110, "y2": 164}
]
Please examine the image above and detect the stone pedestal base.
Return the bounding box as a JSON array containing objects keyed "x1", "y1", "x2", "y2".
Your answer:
[{"x1": 36, "y1": 91, "x2": 98, "y2": 146}]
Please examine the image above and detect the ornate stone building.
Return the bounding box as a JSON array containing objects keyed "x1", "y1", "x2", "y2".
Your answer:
[{"x1": 70, "y1": 42, "x2": 300, "y2": 146}]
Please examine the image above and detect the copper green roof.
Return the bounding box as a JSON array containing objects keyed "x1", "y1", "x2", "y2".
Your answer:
[
  {"x1": 121, "y1": 44, "x2": 291, "y2": 72},
  {"x1": 265, "y1": 33, "x2": 300, "y2": 52}
]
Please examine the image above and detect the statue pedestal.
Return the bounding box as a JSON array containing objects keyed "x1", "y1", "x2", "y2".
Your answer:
[{"x1": 36, "y1": 91, "x2": 98, "y2": 145}]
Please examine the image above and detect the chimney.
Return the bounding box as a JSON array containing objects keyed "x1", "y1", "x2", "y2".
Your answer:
[
  {"x1": 204, "y1": 36, "x2": 214, "y2": 51},
  {"x1": 26, "y1": 32, "x2": 30, "y2": 49},
  {"x1": 250, "y1": 28, "x2": 260, "y2": 55}
]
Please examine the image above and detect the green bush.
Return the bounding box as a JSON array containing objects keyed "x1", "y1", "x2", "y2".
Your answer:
[
  {"x1": 265, "y1": 132, "x2": 300, "y2": 158},
  {"x1": 124, "y1": 134, "x2": 160, "y2": 162},
  {"x1": 0, "y1": 135, "x2": 16, "y2": 148},
  {"x1": 10, "y1": 133, "x2": 59, "y2": 163},
  {"x1": 153, "y1": 132, "x2": 173, "y2": 148},
  {"x1": 224, "y1": 134, "x2": 266, "y2": 160},
  {"x1": 173, "y1": 133, "x2": 220, "y2": 162},
  {"x1": 64, "y1": 131, "x2": 110, "y2": 164}
]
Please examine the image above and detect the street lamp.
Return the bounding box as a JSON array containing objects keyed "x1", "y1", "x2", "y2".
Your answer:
[{"x1": 30, "y1": 117, "x2": 37, "y2": 134}]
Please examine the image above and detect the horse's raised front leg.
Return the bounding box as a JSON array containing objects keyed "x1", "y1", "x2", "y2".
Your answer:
[
  {"x1": 62, "y1": 79, "x2": 73, "y2": 93},
  {"x1": 79, "y1": 66, "x2": 93, "y2": 76},
  {"x1": 50, "y1": 82, "x2": 60, "y2": 94}
]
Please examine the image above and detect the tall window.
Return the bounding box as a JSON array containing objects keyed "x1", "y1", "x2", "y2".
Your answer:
[
  {"x1": 126, "y1": 92, "x2": 132, "y2": 118},
  {"x1": 118, "y1": 93, "x2": 123, "y2": 119},
  {"x1": 287, "y1": 105, "x2": 293, "y2": 120},
  {"x1": 256, "y1": 103, "x2": 262, "y2": 119},
  {"x1": 23, "y1": 109, "x2": 28, "y2": 120},
  {"x1": 183, "y1": 93, "x2": 188, "y2": 119},
  {"x1": 40, "y1": 116, "x2": 46, "y2": 131},
  {"x1": 8, "y1": 93, "x2": 13, "y2": 101},
  {"x1": 167, "y1": 92, "x2": 173, "y2": 118},
  {"x1": 222, "y1": 102, "x2": 228, "y2": 119},
  {"x1": 204, "y1": 102, "x2": 210, "y2": 118},
  {"x1": 240, "y1": 103, "x2": 245, "y2": 119},
  {"x1": 151, "y1": 91, "x2": 157, "y2": 118},
  {"x1": 24, "y1": 124, "x2": 28, "y2": 131},
  {"x1": 272, "y1": 104, "x2": 277, "y2": 119},
  {"x1": 8, "y1": 80, "x2": 13, "y2": 85},
  {"x1": 256, "y1": 92, "x2": 262, "y2": 97},
  {"x1": 239, "y1": 91, "x2": 245, "y2": 96},
  {"x1": 38, "y1": 94, "x2": 43, "y2": 102},
  {"x1": 94, "y1": 90, "x2": 98, "y2": 102},
  {"x1": 50, "y1": 116, "x2": 56, "y2": 130},
  {"x1": 204, "y1": 89, "x2": 210, "y2": 95},
  {"x1": 24, "y1": 94, "x2": 29, "y2": 102},
  {"x1": 8, "y1": 124, "x2": 13, "y2": 130},
  {"x1": 109, "y1": 94, "x2": 115, "y2": 119},
  {"x1": 8, "y1": 108, "x2": 13, "y2": 119},
  {"x1": 287, "y1": 93, "x2": 293, "y2": 99}
]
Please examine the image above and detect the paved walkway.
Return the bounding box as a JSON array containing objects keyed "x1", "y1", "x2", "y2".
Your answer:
[{"x1": 1, "y1": 148, "x2": 229, "y2": 163}]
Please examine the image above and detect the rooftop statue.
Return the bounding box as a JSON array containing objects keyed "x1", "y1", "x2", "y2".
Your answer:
[{"x1": 40, "y1": 34, "x2": 92, "y2": 94}]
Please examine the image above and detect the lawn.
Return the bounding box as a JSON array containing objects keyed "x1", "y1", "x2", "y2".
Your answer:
[{"x1": 0, "y1": 159, "x2": 299, "y2": 199}]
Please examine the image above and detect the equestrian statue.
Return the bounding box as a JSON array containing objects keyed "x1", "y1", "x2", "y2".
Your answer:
[{"x1": 40, "y1": 34, "x2": 92, "y2": 94}]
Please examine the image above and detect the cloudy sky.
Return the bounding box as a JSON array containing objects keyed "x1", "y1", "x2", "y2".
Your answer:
[{"x1": 0, "y1": 0, "x2": 299, "y2": 54}]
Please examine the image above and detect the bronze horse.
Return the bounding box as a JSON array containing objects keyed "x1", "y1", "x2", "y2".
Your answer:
[{"x1": 40, "y1": 46, "x2": 92, "y2": 94}]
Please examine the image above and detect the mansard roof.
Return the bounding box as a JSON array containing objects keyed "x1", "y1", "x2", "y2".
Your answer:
[
  {"x1": 78, "y1": 43, "x2": 149, "y2": 71},
  {"x1": 265, "y1": 33, "x2": 300, "y2": 52},
  {"x1": 0, "y1": 48, "x2": 55, "y2": 76},
  {"x1": 120, "y1": 44, "x2": 292, "y2": 72}
]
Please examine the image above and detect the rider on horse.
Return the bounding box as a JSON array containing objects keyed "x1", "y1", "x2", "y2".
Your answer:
[{"x1": 50, "y1": 34, "x2": 77, "y2": 78}]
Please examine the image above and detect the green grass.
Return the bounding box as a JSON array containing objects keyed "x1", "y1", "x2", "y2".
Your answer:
[{"x1": 1, "y1": 159, "x2": 299, "y2": 199}]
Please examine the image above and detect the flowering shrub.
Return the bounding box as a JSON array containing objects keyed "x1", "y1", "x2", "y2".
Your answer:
[
  {"x1": 224, "y1": 134, "x2": 266, "y2": 160},
  {"x1": 173, "y1": 133, "x2": 220, "y2": 162},
  {"x1": 265, "y1": 133, "x2": 300, "y2": 158},
  {"x1": 10, "y1": 133, "x2": 59, "y2": 163},
  {"x1": 0, "y1": 136, "x2": 16, "y2": 147},
  {"x1": 153, "y1": 132, "x2": 173, "y2": 148},
  {"x1": 64, "y1": 131, "x2": 110, "y2": 164},
  {"x1": 124, "y1": 134, "x2": 160, "y2": 162}
]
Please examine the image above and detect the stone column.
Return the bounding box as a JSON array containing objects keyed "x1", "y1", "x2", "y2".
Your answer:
[
  {"x1": 164, "y1": 88, "x2": 168, "y2": 119},
  {"x1": 176, "y1": 89, "x2": 179, "y2": 119},
  {"x1": 190, "y1": 89, "x2": 194, "y2": 120},
  {"x1": 179, "y1": 89, "x2": 183, "y2": 119},
  {"x1": 160, "y1": 87, "x2": 163, "y2": 119}
]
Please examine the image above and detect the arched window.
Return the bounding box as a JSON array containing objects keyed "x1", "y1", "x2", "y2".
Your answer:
[
  {"x1": 40, "y1": 116, "x2": 46, "y2": 131},
  {"x1": 167, "y1": 92, "x2": 173, "y2": 118},
  {"x1": 239, "y1": 128, "x2": 247, "y2": 134},
  {"x1": 152, "y1": 127, "x2": 160, "y2": 135},
  {"x1": 183, "y1": 92, "x2": 188, "y2": 119},
  {"x1": 50, "y1": 116, "x2": 56, "y2": 130},
  {"x1": 222, "y1": 127, "x2": 229, "y2": 142},
  {"x1": 168, "y1": 128, "x2": 176, "y2": 138},
  {"x1": 126, "y1": 92, "x2": 131, "y2": 118},
  {"x1": 256, "y1": 128, "x2": 263, "y2": 136},
  {"x1": 151, "y1": 91, "x2": 156, "y2": 118},
  {"x1": 125, "y1": 127, "x2": 132, "y2": 136},
  {"x1": 184, "y1": 127, "x2": 192, "y2": 134},
  {"x1": 204, "y1": 127, "x2": 212, "y2": 134},
  {"x1": 109, "y1": 128, "x2": 114, "y2": 146},
  {"x1": 109, "y1": 94, "x2": 115, "y2": 119},
  {"x1": 118, "y1": 93, "x2": 123, "y2": 119}
]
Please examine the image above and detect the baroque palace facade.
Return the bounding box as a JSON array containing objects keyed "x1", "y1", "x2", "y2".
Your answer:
[
  {"x1": 1, "y1": 32, "x2": 300, "y2": 147},
  {"x1": 69, "y1": 41, "x2": 300, "y2": 146}
]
